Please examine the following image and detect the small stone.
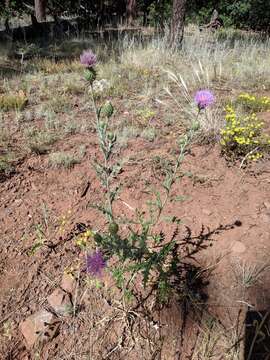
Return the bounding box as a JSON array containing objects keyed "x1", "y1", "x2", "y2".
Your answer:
[
  {"x1": 20, "y1": 309, "x2": 59, "y2": 349},
  {"x1": 61, "y1": 273, "x2": 76, "y2": 294},
  {"x1": 202, "y1": 209, "x2": 212, "y2": 216},
  {"x1": 47, "y1": 288, "x2": 73, "y2": 316},
  {"x1": 261, "y1": 213, "x2": 270, "y2": 223},
  {"x1": 14, "y1": 199, "x2": 23, "y2": 206},
  {"x1": 263, "y1": 202, "x2": 270, "y2": 209},
  {"x1": 232, "y1": 241, "x2": 246, "y2": 254},
  {"x1": 21, "y1": 306, "x2": 29, "y2": 314}
]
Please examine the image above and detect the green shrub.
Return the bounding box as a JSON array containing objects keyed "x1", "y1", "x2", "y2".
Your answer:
[
  {"x1": 25, "y1": 128, "x2": 58, "y2": 154},
  {"x1": 0, "y1": 156, "x2": 13, "y2": 173},
  {"x1": 48, "y1": 152, "x2": 80, "y2": 169},
  {"x1": 0, "y1": 91, "x2": 28, "y2": 111}
]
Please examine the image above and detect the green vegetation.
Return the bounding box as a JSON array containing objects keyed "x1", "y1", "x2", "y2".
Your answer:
[
  {"x1": 236, "y1": 93, "x2": 270, "y2": 113},
  {"x1": 0, "y1": 91, "x2": 28, "y2": 111},
  {"x1": 48, "y1": 151, "x2": 81, "y2": 169},
  {"x1": 1, "y1": 0, "x2": 270, "y2": 32}
]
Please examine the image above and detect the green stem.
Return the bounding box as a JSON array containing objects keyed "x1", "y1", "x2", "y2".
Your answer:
[
  {"x1": 154, "y1": 127, "x2": 194, "y2": 226},
  {"x1": 90, "y1": 84, "x2": 114, "y2": 222}
]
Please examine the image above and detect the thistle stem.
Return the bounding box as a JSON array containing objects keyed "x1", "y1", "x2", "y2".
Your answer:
[
  {"x1": 154, "y1": 127, "x2": 194, "y2": 226},
  {"x1": 89, "y1": 83, "x2": 114, "y2": 221}
]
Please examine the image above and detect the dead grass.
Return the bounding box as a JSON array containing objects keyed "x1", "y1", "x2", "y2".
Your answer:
[
  {"x1": 191, "y1": 312, "x2": 243, "y2": 360},
  {"x1": 48, "y1": 151, "x2": 80, "y2": 169}
]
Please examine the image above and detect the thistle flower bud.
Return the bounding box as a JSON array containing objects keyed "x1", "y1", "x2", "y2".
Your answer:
[
  {"x1": 101, "y1": 101, "x2": 114, "y2": 118},
  {"x1": 191, "y1": 121, "x2": 200, "y2": 131},
  {"x1": 84, "y1": 68, "x2": 96, "y2": 84},
  {"x1": 109, "y1": 222, "x2": 119, "y2": 235},
  {"x1": 107, "y1": 132, "x2": 116, "y2": 141},
  {"x1": 99, "y1": 121, "x2": 106, "y2": 129}
]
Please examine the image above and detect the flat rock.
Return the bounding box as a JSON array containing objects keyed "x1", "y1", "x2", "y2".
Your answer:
[
  {"x1": 20, "y1": 309, "x2": 59, "y2": 349},
  {"x1": 261, "y1": 213, "x2": 270, "y2": 224},
  {"x1": 47, "y1": 288, "x2": 73, "y2": 316},
  {"x1": 232, "y1": 241, "x2": 246, "y2": 254}
]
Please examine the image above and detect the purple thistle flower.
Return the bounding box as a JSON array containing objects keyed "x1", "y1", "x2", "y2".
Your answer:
[
  {"x1": 194, "y1": 90, "x2": 215, "y2": 110},
  {"x1": 80, "y1": 50, "x2": 97, "y2": 68},
  {"x1": 86, "y1": 251, "x2": 106, "y2": 276}
]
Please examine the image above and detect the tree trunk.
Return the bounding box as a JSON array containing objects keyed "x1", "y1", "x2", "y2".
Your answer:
[
  {"x1": 170, "y1": 0, "x2": 187, "y2": 48},
  {"x1": 34, "y1": 0, "x2": 47, "y2": 22},
  {"x1": 126, "y1": 0, "x2": 136, "y2": 25},
  {"x1": 5, "y1": 0, "x2": 10, "y2": 32}
]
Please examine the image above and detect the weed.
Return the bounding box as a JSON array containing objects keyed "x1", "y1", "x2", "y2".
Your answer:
[
  {"x1": 62, "y1": 77, "x2": 85, "y2": 95},
  {"x1": 58, "y1": 210, "x2": 72, "y2": 235},
  {"x1": 2, "y1": 321, "x2": 12, "y2": 340},
  {"x1": 81, "y1": 52, "x2": 211, "y2": 306},
  {"x1": 0, "y1": 154, "x2": 14, "y2": 177},
  {"x1": 136, "y1": 107, "x2": 156, "y2": 123},
  {"x1": 92, "y1": 79, "x2": 111, "y2": 97},
  {"x1": 36, "y1": 59, "x2": 82, "y2": 75},
  {"x1": 0, "y1": 90, "x2": 28, "y2": 111},
  {"x1": 25, "y1": 127, "x2": 58, "y2": 154},
  {"x1": 192, "y1": 313, "x2": 242, "y2": 360},
  {"x1": 26, "y1": 224, "x2": 46, "y2": 256},
  {"x1": 233, "y1": 260, "x2": 269, "y2": 288},
  {"x1": 16, "y1": 110, "x2": 35, "y2": 123},
  {"x1": 118, "y1": 126, "x2": 141, "y2": 147},
  {"x1": 141, "y1": 127, "x2": 157, "y2": 142},
  {"x1": 45, "y1": 95, "x2": 72, "y2": 114},
  {"x1": 48, "y1": 152, "x2": 80, "y2": 169},
  {"x1": 43, "y1": 110, "x2": 60, "y2": 131},
  {"x1": 63, "y1": 118, "x2": 81, "y2": 135}
]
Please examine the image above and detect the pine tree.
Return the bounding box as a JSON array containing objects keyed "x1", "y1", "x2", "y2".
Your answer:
[
  {"x1": 170, "y1": 0, "x2": 187, "y2": 47},
  {"x1": 34, "y1": 0, "x2": 47, "y2": 22}
]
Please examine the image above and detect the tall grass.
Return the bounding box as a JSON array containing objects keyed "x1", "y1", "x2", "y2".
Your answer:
[{"x1": 121, "y1": 26, "x2": 270, "y2": 88}]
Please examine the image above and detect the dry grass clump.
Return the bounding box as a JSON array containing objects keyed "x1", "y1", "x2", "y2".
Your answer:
[
  {"x1": 0, "y1": 90, "x2": 28, "y2": 111},
  {"x1": 35, "y1": 59, "x2": 82, "y2": 75},
  {"x1": 192, "y1": 314, "x2": 243, "y2": 360},
  {"x1": 48, "y1": 151, "x2": 80, "y2": 169},
  {"x1": 25, "y1": 127, "x2": 58, "y2": 154}
]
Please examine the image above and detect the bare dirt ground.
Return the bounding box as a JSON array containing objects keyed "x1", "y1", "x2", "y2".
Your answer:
[{"x1": 0, "y1": 108, "x2": 269, "y2": 358}]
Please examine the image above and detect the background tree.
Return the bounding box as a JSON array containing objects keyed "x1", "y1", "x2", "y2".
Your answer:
[
  {"x1": 127, "y1": 0, "x2": 137, "y2": 25},
  {"x1": 34, "y1": 0, "x2": 47, "y2": 22},
  {"x1": 170, "y1": 0, "x2": 187, "y2": 47},
  {"x1": 0, "y1": 0, "x2": 269, "y2": 33}
]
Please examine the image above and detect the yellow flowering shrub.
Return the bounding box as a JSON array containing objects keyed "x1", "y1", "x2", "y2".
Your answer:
[
  {"x1": 237, "y1": 93, "x2": 270, "y2": 112},
  {"x1": 220, "y1": 105, "x2": 270, "y2": 161},
  {"x1": 136, "y1": 107, "x2": 156, "y2": 123},
  {"x1": 75, "y1": 229, "x2": 94, "y2": 249}
]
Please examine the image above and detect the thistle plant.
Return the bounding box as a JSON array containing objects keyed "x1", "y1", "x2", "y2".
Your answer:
[
  {"x1": 81, "y1": 51, "x2": 117, "y2": 222},
  {"x1": 82, "y1": 50, "x2": 212, "y2": 304}
]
